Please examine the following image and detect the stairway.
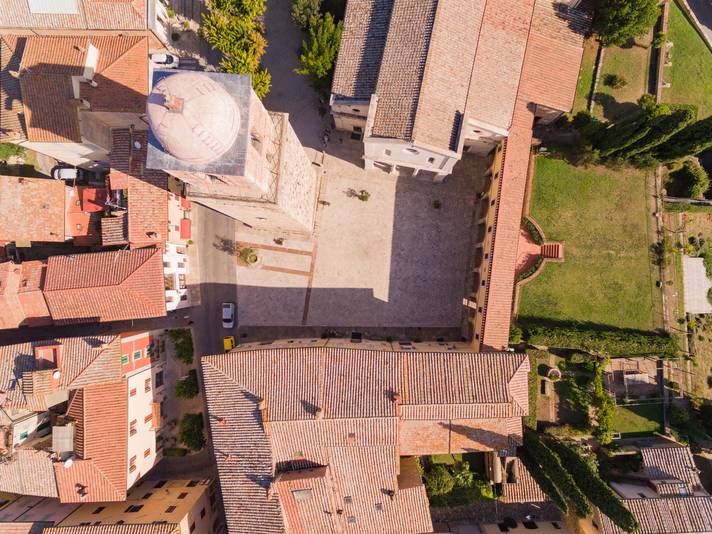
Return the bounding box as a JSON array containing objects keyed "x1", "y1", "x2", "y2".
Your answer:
[{"x1": 541, "y1": 242, "x2": 563, "y2": 260}]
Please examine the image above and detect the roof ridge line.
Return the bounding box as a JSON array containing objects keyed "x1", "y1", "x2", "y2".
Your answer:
[
  {"x1": 65, "y1": 336, "x2": 120, "y2": 388},
  {"x1": 93, "y1": 35, "x2": 144, "y2": 76}
]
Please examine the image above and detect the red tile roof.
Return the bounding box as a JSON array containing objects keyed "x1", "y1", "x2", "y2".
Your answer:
[
  {"x1": 0, "y1": 261, "x2": 50, "y2": 329},
  {"x1": 202, "y1": 343, "x2": 529, "y2": 533},
  {"x1": 43, "y1": 248, "x2": 166, "y2": 324},
  {"x1": 55, "y1": 381, "x2": 128, "y2": 502},
  {"x1": 599, "y1": 496, "x2": 712, "y2": 534},
  {"x1": 17, "y1": 36, "x2": 148, "y2": 143},
  {"x1": 0, "y1": 0, "x2": 147, "y2": 31},
  {"x1": 111, "y1": 129, "x2": 169, "y2": 247},
  {"x1": 0, "y1": 36, "x2": 27, "y2": 141}
]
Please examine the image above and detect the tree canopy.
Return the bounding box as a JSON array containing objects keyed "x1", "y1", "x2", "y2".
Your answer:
[{"x1": 594, "y1": 0, "x2": 659, "y2": 46}]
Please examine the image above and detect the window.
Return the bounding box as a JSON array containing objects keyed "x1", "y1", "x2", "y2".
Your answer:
[
  {"x1": 19, "y1": 431, "x2": 28, "y2": 440},
  {"x1": 190, "y1": 523, "x2": 196, "y2": 533},
  {"x1": 344, "y1": 496, "x2": 353, "y2": 505},
  {"x1": 165, "y1": 505, "x2": 177, "y2": 513},
  {"x1": 347, "y1": 516, "x2": 356, "y2": 524},
  {"x1": 144, "y1": 448, "x2": 151, "y2": 458},
  {"x1": 353, "y1": 125, "x2": 362, "y2": 132},
  {"x1": 142, "y1": 492, "x2": 152, "y2": 499},
  {"x1": 130, "y1": 420, "x2": 137, "y2": 436},
  {"x1": 117, "y1": 521, "x2": 125, "y2": 525},
  {"x1": 133, "y1": 350, "x2": 142, "y2": 361},
  {"x1": 130, "y1": 388, "x2": 137, "y2": 397},
  {"x1": 351, "y1": 108, "x2": 361, "y2": 113},
  {"x1": 384, "y1": 149, "x2": 391, "y2": 156},
  {"x1": 404, "y1": 148, "x2": 419, "y2": 155},
  {"x1": 200, "y1": 507, "x2": 206, "y2": 518},
  {"x1": 92, "y1": 506, "x2": 105, "y2": 514},
  {"x1": 79, "y1": 523, "x2": 90, "y2": 527},
  {"x1": 178, "y1": 492, "x2": 188, "y2": 499},
  {"x1": 375, "y1": 502, "x2": 383, "y2": 512},
  {"x1": 144, "y1": 378, "x2": 151, "y2": 392},
  {"x1": 129, "y1": 455, "x2": 137, "y2": 473},
  {"x1": 184, "y1": 480, "x2": 198, "y2": 487},
  {"x1": 145, "y1": 414, "x2": 153, "y2": 424},
  {"x1": 124, "y1": 505, "x2": 143, "y2": 513},
  {"x1": 121, "y1": 354, "x2": 129, "y2": 365},
  {"x1": 154, "y1": 481, "x2": 167, "y2": 488},
  {"x1": 427, "y1": 157, "x2": 435, "y2": 164}
]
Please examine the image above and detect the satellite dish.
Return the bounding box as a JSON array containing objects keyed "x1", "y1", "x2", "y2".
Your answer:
[
  {"x1": 52, "y1": 370, "x2": 61, "y2": 380},
  {"x1": 64, "y1": 457, "x2": 74, "y2": 468}
]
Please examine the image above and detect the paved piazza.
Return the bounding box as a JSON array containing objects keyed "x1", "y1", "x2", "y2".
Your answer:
[{"x1": 234, "y1": 141, "x2": 489, "y2": 328}]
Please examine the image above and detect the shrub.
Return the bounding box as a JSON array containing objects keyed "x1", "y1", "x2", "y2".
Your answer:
[
  {"x1": 357, "y1": 189, "x2": 370, "y2": 202},
  {"x1": 424, "y1": 465, "x2": 455, "y2": 496},
  {"x1": 522, "y1": 217, "x2": 544, "y2": 245},
  {"x1": 509, "y1": 325, "x2": 523, "y2": 345},
  {"x1": 594, "y1": 0, "x2": 659, "y2": 47},
  {"x1": 239, "y1": 247, "x2": 258, "y2": 264},
  {"x1": 638, "y1": 94, "x2": 671, "y2": 118},
  {"x1": 704, "y1": 253, "x2": 712, "y2": 278},
  {"x1": 202, "y1": 0, "x2": 271, "y2": 97},
  {"x1": 549, "y1": 439, "x2": 638, "y2": 533},
  {"x1": 167, "y1": 329, "x2": 194, "y2": 364},
  {"x1": 0, "y1": 143, "x2": 24, "y2": 160},
  {"x1": 292, "y1": 0, "x2": 321, "y2": 30},
  {"x1": 523, "y1": 321, "x2": 678, "y2": 357},
  {"x1": 604, "y1": 74, "x2": 627, "y2": 89},
  {"x1": 179, "y1": 413, "x2": 206, "y2": 451},
  {"x1": 670, "y1": 160, "x2": 710, "y2": 200},
  {"x1": 296, "y1": 12, "x2": 343, "y2": 94},
  {"x1": 652, "y1": 31, "x2": 666, "y2": 49},
  {"x1": 175, "y1": 369, "x2": 199, "y2": 399},
  {"x1": 524, "y1": 431, "x2": 592, "y2": 517},
  {"x1": 592, "y1": 357, "x2": 615, "y2": 445},
  {"x1": 669, "y1": 405, "x2": 690, "y2": 429},
  {"x1": 516, "y1": 256, "x2": 544, "y2": 282}
]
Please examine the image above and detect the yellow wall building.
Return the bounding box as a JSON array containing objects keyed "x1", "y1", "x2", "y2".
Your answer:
[{"x1": 58, "y1": 479, "x2": 222, "y2": 534}]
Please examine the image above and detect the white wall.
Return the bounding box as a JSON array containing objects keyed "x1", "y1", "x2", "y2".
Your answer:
[
  {"x1": 11, "y1": 411, "x2": 51, "y2": 447},
  {"x1": 164, "y1": 242, "x2": 189, "y2": 311},
  {"x1": 363, "y1": 137, "x2": 459, "y2": 177},
  {"x1": 126, "y1": 363, "x2": 165, "y2": 488},
  {"x1": 19, "y1": 140, "x2": 109, "y2": 169}
]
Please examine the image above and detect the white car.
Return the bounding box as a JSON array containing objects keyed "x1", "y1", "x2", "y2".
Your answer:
[
  {"x1": 222, "y1": 302, "x2": 236, "y2": 329},
  {"x1": 150, "y1": 52, "x2": 180, "y2": 68},
  {"x1": 52, "y1": 167, "x2": 82, "y2": 180}
]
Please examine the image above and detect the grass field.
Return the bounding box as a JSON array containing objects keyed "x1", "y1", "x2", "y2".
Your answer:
[
  {"x1": 518, "y1": 157, "x2": 661, "y2": 331},
  {"x1": 593, "y1": 36, "x2": 651, "y2": 123},
  {"x1": 572, "y1": 39, "x2": 599, "y2": 115},
  {"x1": 663, "y1": 1, "x2": 712, "y2": 118},
  {"x1": 611, "y1": 403, "x2": 663, "y2": 436}
]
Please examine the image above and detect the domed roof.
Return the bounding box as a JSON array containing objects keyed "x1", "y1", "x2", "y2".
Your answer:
[{"x1": 146, "y1": 72, "x2": 240, "y2": 164}]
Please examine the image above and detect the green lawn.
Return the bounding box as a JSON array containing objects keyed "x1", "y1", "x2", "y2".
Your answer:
[
  {"x1": 518, "y1": 157, "x2": 661, "y2": 331},
  {"x1": 611, "y1": 403, "x2": 663, "y2": 436},
  {"x1": 594, "y1": 36, "x2": 651, "y2": 122},
  {"x1": 572, "y1": 39, "x2": 599, "y2": 115},
  {"x1": 663, "y1": 1, "x2": 712, "y2": 118}
]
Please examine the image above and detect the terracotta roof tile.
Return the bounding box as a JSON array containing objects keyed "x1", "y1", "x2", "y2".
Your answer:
[
  {"x1": 0, "y1": 522, "x2": 51, "y2": 534},
  {"x1": 501, "y1": 457, "x2": 548, "y2": 503},
  {"x1": 203, "y1": 344, "x2": 528, "y2": 533},
  {"x1": 111, "y1": 129, "x2": 169, "y2": 247},
  {"x1": 55, "y1": 381, "x2": 128, "y2": 502},
  {"x1": 0, "y1": 36, "x2": 27, "y2": 141},
  {"x1": 331, "y1": 0, "x2": 394, "y2": 100},
  {"x1": 100, "y1": 213, "x2": 129, "y2": 246},
  {"x1": 599, "y1": 496, "x2": 712, "y2": 534},
  {"x1": 0, "y1": 176, "x2": 66, "y2": 243},
  {"x1": 43, "y1": 248, "x2": 166, "y2": 324},
  {"x1": 45, "y1": 526, "x2": 180, "y2": 534},
  {"x1": 0, "y1": 335, "x2": 122, "y2": 409},
  {"x1": 0, "y1": 449, "x2": 58, "y2": 498},
  {"x1": 370, "y1": 0, "x2": 437, "y2": 141},
  {"x1": 18, "y1": 36, "x2": 148, "y2": 143},
  {"x1": 0, "y1": 0, "x2": 146, "y2": 30},
  {"x1": 641, "y1": 446, "x2": 703, "y2": 495}
]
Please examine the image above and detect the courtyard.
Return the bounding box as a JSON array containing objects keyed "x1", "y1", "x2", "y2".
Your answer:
[
  {"x1": 518, "y1": 157, "x2": 662, "y2": 332},
  {"x1": 233, "y1": 146, "x2": 487, "y2": 331}
]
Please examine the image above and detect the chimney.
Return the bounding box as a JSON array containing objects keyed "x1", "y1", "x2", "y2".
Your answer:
[
  {"x1": 391, "y1": 391, "x2": 401, "y2": 404},
  {"x1": 258, "y1": 398, "x2": 269, "y2": 426},
  {"x1": 34, "y1": 344, "x2": 61, "y2": 371},
  {"x1": 315, "y1": 407, "x2": 324, "y2": 420},
  {"x1": 216, "y1": 416, "x2": 226, "y2": 426},
  {"x1": 163, "y1": 93, "x2": 184, "y2": 113}
]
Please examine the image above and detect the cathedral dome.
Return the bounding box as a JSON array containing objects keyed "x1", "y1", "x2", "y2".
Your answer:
[{"x1": 146, "y1": 72, "x2": 240, "y2": 164}]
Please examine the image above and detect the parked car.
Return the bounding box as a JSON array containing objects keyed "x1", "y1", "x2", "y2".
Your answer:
[
  {"x1": 223, "y1": 335, "x2": 236, "y2": 353},
  {"x1": 51, "y1": 167, "x2": 83, "y2": 181},
  {"x1": 150, "y1": 52, "x2": 180, "y2": 68},
  {"x1": 222, "y1": 302, "x2": 236, "y2": 329}
]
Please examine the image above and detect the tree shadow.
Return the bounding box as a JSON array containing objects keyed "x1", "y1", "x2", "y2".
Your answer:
[{"x1": 592, "y1": 92, "x2": 643, "y2": 123}]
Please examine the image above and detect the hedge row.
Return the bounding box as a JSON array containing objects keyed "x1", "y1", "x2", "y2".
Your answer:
[
  {"x1": 524, "y1": 323, "x2": 678, "y2": 357},
  {"x1": 518, "y1": 448, "x2": 568, "y2": 514},
  {"x1": 523, "y1": 431, "x2": 591, "y2": 517},
  {"x1": 522, "y1": 217, "x2": 544, "y2": 245},
  {"x1": 548, "y1": 440, "x2": 638, "y2": 533},
  {"x1": 516, "y1": 255, "x2": 544, "y2": 283}
]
